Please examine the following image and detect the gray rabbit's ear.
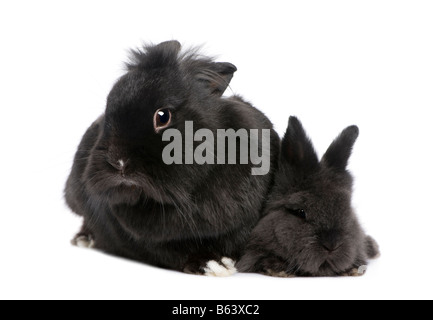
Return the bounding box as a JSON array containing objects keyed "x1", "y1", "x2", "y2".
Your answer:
[
  {"x1": 155, "y1": 40, "x2": 182, "y2": 55},
  {"x1": 196, "y1": 62, "x2": 237, "y2": 96},
  {"x1": 322, "y1": 126, "x2": 359, "y2": 170},
  {"x1": 282, "y1": 116, "x2": 319, "y2": 174}
]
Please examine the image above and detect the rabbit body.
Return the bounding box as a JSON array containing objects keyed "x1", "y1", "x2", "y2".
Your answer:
[{"x1": 65, "y1": 41, "x2": 280, "y2": 274}]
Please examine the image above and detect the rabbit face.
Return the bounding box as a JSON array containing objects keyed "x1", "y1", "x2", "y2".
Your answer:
[
  {"x1": 269, "y1": 169, "x2": 364, "y2": 276},
  {"x1": 84, "y1": 70, "x2": 187, "y2": 206}
]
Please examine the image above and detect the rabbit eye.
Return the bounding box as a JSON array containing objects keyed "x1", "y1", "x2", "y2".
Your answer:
[
  {"x1": 297, "y1": 209, "x2": 307, "y2": 219},
  {"x1": 154, "y1": 109, "x2": 172, "y2": 132},
  {"x1": 287, "y1": 208, "x2": 307, "y2": 220}
]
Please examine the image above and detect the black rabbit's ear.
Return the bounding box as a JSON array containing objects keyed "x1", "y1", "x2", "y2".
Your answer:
[
  {"x1": 196, "y1": 62, "x2": 237, "y2": 96},
  {"x1": 127, "y1": 40, "x2": 182, "y2": 70},
  {"x1": 282, "y1": 117, "x2": 319, "y2": 174},
  {"x1": 322, "y1": 126, "x2": 359, "y2": 170}
]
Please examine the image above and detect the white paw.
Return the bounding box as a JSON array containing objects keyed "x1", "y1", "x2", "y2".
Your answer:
[
  {"x1": 72, "y1": 235, "x2": 95, "y2": 249},
  {"x1": 357, "y1": 265, "x2": 368, "y2": 275},
  {"x1": 343, "y1": 265, "x2": 368, "y2": 277},
  {"x1": 204, "y1": 257, "x2": 237, "y2": 277}
]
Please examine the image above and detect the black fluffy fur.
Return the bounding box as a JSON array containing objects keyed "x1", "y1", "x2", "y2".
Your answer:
[
  {"x1": 237, "y1": 117, "x2": 380, "y2": 277},
  {"x1": 65, "y1": 41, "x2": 280, "y2": 274}
]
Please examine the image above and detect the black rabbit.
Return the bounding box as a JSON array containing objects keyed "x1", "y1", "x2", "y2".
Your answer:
[
  {"x1": 65, "y1": 41, "x2": 280, "y2": 276},
  {"x1": 237, "y1": 117, "x2": 380, "y2": 277}
]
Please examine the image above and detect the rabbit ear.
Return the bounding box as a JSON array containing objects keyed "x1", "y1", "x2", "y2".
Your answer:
[
  {"x1": 127, "y1": 40, "x2": 182, "y2": 71},
  {"x1": 196, "y1": 62, "x2": 237, "y2": 96},
  {"x1": 282, "y1": 116, "x2": 319, "y2": 174},
  {"x1": 155, "y1": 40, "x2": 182, "y2": 55},
  {"x1": 322, "y1": 126, "x2": 359, "y2": 170}
]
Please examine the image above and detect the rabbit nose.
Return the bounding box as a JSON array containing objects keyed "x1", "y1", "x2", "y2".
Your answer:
[
  {"x1": 108, "y1": 159, "x2": 130, "y2": 176},
  {"x1": 320, "y1": 232, "x2": 342, "y2": 253},
  {"x1": 118, "y1": 160, "x2": 126, "y2": 174},
  {"x1": 322, "y1": 242, "x2": 344, "y2": 253},
  {"x1": 323, "y1": 243, "x2": 339, "y2": 253}
]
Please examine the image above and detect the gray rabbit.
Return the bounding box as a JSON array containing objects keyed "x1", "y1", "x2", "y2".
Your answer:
[{"x1": 237, "y1": 117, "x2": 380, "y2": 277}]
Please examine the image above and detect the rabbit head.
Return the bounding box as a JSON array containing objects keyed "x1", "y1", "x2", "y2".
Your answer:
[{"x1": 83, "y1": 41, "x2": 238, "y2": 206}]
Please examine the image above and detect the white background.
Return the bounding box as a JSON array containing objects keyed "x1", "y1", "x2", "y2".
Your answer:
[{"x1": 1, "y1": 0, "x2": 432, "y2": 300}]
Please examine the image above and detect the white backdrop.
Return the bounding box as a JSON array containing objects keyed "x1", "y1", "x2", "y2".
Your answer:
[{"x1": 1, "y1": 0, "x2": 432, "y2": 300}]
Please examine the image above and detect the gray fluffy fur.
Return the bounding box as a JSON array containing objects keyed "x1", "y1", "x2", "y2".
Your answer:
[{"x1": 237, "y1": 116, "x2": 380, "y2": 277}]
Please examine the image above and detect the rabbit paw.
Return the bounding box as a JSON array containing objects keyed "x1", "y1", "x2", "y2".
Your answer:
[
  {"x1": 203, "y1": 257, "x2": 238, "y2": 277},
  {"x1": 184, "y1": 256, "x2": 237, "y2": 277},
  {"x1": 342, "y1": 265, "x2": 367, "y2": 277},
  {"x1": 71, "y1": 234, "x2": 95, "y2": 249},
  {"x1": 264, "y1": 269, "x2": 296, "y2": 278}
]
